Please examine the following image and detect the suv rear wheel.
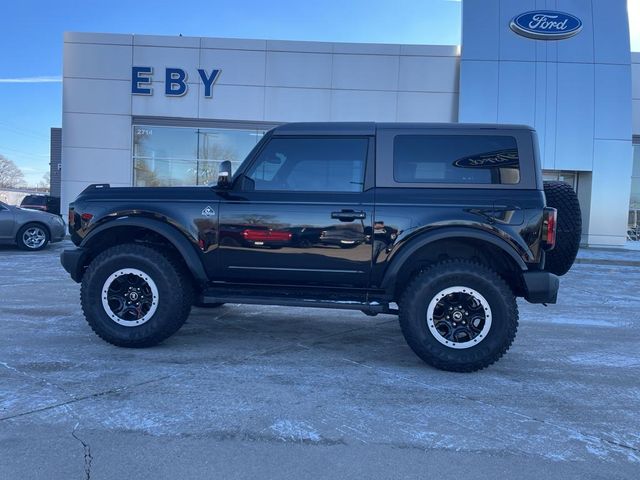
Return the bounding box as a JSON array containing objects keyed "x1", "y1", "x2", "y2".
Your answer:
[
  {"x1": 80, "y1": 244, "x2": 193, "y2": 347},
  {"x1": 399, "y1": 260, "x2": 518, "y2": 372}
]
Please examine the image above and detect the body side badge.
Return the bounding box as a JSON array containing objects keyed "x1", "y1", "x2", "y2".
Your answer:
[{"x1": 201, "y1": 206, "x2": 216, "y2": 217}]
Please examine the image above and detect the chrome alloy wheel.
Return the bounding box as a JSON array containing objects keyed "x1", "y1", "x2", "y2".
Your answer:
[
  {"x1": 22, "y1": 227, "x2": 47, "y2": 249},
  {"x1": 426, "y1": 286, "x2": 492, "y2": 349},
  {"x1": 101, "y1": 268, "x2": 159, "y2": 327}
]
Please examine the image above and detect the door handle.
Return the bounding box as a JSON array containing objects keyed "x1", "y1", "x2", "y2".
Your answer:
[{"x1": 331, "y1": 210, "x2": 366, "y2": 221}]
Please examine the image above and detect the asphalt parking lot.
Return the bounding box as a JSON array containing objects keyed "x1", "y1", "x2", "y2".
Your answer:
[{"x1": 1, "y1": 241, "x2": 639, "y2": 479}]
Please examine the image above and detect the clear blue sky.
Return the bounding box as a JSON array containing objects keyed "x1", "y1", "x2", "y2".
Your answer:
[{"x1": 1, "y1": 0, "x2": 638, "y2": 185}]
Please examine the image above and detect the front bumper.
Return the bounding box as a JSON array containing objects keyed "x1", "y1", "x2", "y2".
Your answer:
[
  {"x1": 522, "y1": 271, "x2": 559, "y2": 304},
  {"x1": 60, "y1": 248, "x2": 88, "y2": 283}
]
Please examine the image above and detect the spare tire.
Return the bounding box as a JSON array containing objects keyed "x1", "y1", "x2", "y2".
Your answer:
[{"x1": 543, "y1": 181, "x2": 582, "y2": 276}]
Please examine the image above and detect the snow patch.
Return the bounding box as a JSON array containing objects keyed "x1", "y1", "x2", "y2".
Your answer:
[{"x1": 269, "y1": 419, "x2": 321, "y2": 442}]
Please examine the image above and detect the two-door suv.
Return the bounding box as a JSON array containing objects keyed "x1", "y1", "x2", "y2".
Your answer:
[{"x1": 61, "y1": 123, "x2": 581, "y2": 372}]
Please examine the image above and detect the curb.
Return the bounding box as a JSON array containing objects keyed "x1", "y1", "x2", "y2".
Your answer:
[{"x1": 574, "y1": 258, "x2": 640, "y2": 267}]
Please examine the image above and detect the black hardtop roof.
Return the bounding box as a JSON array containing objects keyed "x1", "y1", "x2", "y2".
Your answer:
[{"x1": 271, "y1": 122, "x2": 534, "y2": 136}]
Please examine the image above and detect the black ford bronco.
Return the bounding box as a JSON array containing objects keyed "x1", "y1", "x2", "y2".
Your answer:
[{"x1": 61, "y1": 123, "x2": 582, "y2": 372}]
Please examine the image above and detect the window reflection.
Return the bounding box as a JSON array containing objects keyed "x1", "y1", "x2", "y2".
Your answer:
[{"x1": 133, "y1": 125, "x2": 265, "y2": 187}]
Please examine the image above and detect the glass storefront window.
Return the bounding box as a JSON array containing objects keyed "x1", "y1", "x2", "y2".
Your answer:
[
  {"x1": 629, "y1": 142, "x2": 640, "y2": 241},
  {"x1": 630, "y1": 142, "x2": 640, "y2": 211},
  {"x1": 133, "y1": 125, "x2": 266, "y2": 187}
]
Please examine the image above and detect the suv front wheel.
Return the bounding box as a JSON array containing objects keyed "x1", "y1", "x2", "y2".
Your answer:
[
  {"x1": 399, "y1": 260, "x2": 518, "y2": 372},
  {"x1": 80, "y1": 243, "x2": 193, "y2": 347}
]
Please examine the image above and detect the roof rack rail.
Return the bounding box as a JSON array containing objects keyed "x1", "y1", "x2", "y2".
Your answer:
[{"x1": 82, "y1": 184, "x2": 111, "y2": 192}]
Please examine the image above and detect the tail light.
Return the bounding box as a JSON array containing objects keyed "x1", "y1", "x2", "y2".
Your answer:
[
  {"x1": 68, "y1": 208, "x2": 74, "y2": 227},
  {"x1": 542, "y1": 207, "x2": 557, "y2": 250}
]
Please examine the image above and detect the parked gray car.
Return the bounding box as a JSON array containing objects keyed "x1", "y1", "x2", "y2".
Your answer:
[{"x1": 0, "y1": 201, "x2": 65, "y2": 250}]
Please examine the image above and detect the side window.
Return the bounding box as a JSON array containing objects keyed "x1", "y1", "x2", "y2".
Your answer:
[
  {"x1": 246, "y1": 137, "x2": 368, "y2": 192},
  {"x1": 393, "y1": 135, "x2": 520, "y2": 185}
]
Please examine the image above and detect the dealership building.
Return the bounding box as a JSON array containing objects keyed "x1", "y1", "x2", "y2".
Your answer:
[{"x1": 61, "y1": 0, "x2": 640, "y2": 246}]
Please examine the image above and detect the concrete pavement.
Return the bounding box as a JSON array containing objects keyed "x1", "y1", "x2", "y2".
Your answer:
[{"x1": 1, "y1": 241, "x2": 639, "y2": 479}]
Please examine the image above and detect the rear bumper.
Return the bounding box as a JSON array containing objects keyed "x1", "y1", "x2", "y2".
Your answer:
[
  {"x1": 522, "y1": 271, "x2": 559, "y2": 304},
  {"x1": 60, "y1": 248, "x2": 88, "y2": 283}
]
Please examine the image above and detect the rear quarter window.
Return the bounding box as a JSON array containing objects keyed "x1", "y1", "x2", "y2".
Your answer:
[
  {"x1": 21, "y1": 195, "x2": 46, "y2": 205},
  {"x1": 393, "y1": 135, "x2": 520, "y2": 185}
]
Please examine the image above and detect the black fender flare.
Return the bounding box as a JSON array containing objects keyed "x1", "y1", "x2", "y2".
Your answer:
[
  {"x1": 380, "y1": 226, "x2": 528, "y2": 290},
  {"x1": 81, "y1": 217, "x2": 208, "y2": 284}
]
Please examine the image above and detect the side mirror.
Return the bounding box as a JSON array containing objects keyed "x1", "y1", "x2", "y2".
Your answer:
[{"x1": 217, "y1": 160, "x2": 232, "y2": 188}]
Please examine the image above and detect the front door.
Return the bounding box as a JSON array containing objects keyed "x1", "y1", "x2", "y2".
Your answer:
[{"x1": 217, "y1": 136, "x2": 373, "y2": 287}]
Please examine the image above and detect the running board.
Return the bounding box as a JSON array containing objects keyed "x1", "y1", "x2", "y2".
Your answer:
[{"x1": 199, "y1": 286, "x2": 396, "y2": 315}]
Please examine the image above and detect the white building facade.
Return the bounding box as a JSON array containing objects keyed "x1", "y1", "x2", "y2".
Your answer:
[{"x1": 61, "y1": 0, "x2": 640, "y2": 246}]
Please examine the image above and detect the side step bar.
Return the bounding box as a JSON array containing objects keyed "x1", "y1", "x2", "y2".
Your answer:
[{"x1": 199, "y1": 286, "x2": 397, "y2": 315}]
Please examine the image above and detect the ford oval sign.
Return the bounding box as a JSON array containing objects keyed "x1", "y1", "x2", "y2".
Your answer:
[{"x1": 510, "y1": 11, "x2": 582, "y2": 40}]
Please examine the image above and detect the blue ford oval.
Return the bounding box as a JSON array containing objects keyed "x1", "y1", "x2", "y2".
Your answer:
[{"x1": 510, "y1": 11, "x2": 582, "y2": 40}]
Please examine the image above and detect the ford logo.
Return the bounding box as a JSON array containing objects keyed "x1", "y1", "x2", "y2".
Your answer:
[{"x1": 510, "y1": 11, "x2": 582, "y2": 40}]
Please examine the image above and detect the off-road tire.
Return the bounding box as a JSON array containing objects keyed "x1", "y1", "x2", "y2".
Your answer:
[
  {"x1": 543, "y1": 181, "x2": 582, "y2": 276},
  {"x1": 16, "y1": 223, "x2": 50, "y2": 251},
  {"x1": 80, "y1": 243, "x2": 193, "y2": 347},
  {"x1": 399, "y1": 260, "x2": 518, "y2": 372}
]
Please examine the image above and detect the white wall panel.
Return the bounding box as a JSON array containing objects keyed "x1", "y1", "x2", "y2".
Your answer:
[
  {"x1": 332, "y1": 54, "x2": 399, "y2": 91},
  {"x1": 588, "y1": 139, "x2": 633, "y2": 244},
  {"x1": 266, "y1": 52, "x2": 332, "y2": 89},
  {"x1": 460, "y1": 0, "x2": 499, "y2": 61},
  {"x1": 633, "y1": 100, "x2": 640, "y2": 136},
  {"x1": 631, "y1": 62, "x2": 640, "y2": 100},
  {"x1": 63, "y1": 79, "x2": 131, "y2": 115},
  {"x1": 398, "y1": 56, "x2": 458, "y2": 93},
  {"x1": 133, "y1": 34, "x2": 199, "y2": 48},
  {"x1": 64, "y1": 43, "x2": 132, "y2": 80},
  {"x1": 594, "y1": 64, "x2": 632, "y2": 140},
  {"x1": 330, "y1": 90, "x2": 396, "y2": 121},
  {"x1": 201, "y1": 49, "x2": 266, "y2": 86},
  {"x1": 498, "y1": 0, "x2": 536, "y2": 62},
  {"x1": 458, "y1": 61, "x2": 499, "y2": 123},
  {"x1": 132, "y1": 84, "x2": 200, "y2": 118},
  {"x1": 555, "y1": 62, "x2": 594, "y2": 171},
  {"x1": 198, "y1": 85, "x2": 264, "y2": 120},
  {"x1": 62, "y1": 147, "x2": 132, "y2": 183},
  {"x1": 333, "y1": 42, "x2": 400, "y2": 55},
  {"x1": 266, "y1": 40, "x2": 332, "y2": 54},
  {"x1": 64, "y1": 32, "x2": 132, "y2": 45},
  {"x1": 542, "y1": 62, "x2": 557, "y2": 170},
  {"x1": 264, "y1": 87, "x2": 331, "y2": 122},
  {"x1": 396, "y1": 92, "x2": 457, "y2": 122},
  {"x1": 591, "y1": 0, "x2": 631, "y2": 65},
  {"x1": 133, "y1": 47, "x2": 200, "y2": 84},
  {"x1": 63, "y1": 113, "x2": 131, "y2": 150},
  {"x1": 556, "y1": 0, "x2": 594, "y2": 64},
  {"x1": 497, "y1": 61, "x2": 536, "y2": 127}
]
